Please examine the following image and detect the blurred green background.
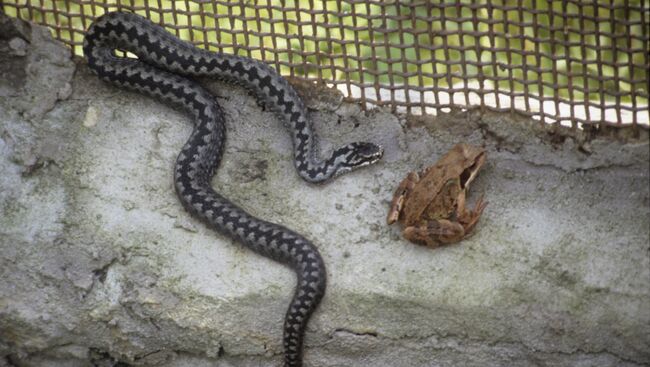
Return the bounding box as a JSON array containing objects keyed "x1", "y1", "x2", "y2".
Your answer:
[{"x1": 3, "y1": 0, "x2": 648, "y2": 107}]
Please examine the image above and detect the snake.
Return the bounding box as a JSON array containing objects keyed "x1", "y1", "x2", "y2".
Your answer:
[{"x1": 83, "y1": 11, "x2": 383, "y2": 367}]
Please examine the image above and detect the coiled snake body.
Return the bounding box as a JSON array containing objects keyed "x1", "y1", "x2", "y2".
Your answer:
[{"x1": 84, "y1": 11, "x2": 383, "y2": 367}]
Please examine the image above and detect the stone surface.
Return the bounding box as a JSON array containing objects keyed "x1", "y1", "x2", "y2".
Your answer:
[{"x1": 1, "y1": 13, "x2": 649, "y2": 367}]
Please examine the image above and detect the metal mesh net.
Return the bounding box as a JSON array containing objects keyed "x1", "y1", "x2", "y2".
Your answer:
[{"x1": 3, "y1": 0, "x2": 648, "y2": 128}]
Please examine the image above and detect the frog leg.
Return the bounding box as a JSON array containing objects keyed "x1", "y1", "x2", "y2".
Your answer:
[
  {"x1": 403, "y1": 219, "x2": 466, "y2": 247},
  {"x1": 387, "y1": 171, "x2": 419, "y2": 224},
  {"x1": 456, "y1": 193, "x2": 487, "y2": 235}
]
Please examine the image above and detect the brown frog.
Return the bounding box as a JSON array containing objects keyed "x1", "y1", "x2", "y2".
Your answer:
[{"x1": 387, "y1": 143, "x2": 487, "y2": 247}]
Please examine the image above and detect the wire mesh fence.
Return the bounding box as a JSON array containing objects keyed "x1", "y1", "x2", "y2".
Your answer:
[{"x1": 2, "y1": 0, "x2": 648, "y2": 129}]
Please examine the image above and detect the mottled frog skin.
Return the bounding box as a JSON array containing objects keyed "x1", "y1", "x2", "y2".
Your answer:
[{"x1": 387, "y1": 143, "x2": 487, "y2": 247}]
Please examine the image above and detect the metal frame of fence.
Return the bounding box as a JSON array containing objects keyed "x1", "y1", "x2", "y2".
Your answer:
[{"x1": 3, "y1": 1, "x2": 649, "y2": 129}]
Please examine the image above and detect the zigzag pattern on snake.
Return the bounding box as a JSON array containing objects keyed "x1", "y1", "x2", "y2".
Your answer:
[{"x1": 84, "y1": 11, "x2": 383, "y2": 367}]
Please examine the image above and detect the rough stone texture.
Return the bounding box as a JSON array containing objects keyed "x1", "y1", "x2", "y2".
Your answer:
[{"x1": 1, "y1": 14, "x2": 649, "y2": 367}]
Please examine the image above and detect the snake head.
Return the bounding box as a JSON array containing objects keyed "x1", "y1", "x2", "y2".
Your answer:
[{"x1": 334, "y1": 142, "x2": 384, "y2": 175}]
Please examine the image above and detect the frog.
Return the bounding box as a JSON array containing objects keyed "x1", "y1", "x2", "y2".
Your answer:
[{"x1": 386, "y1": 143, "x2": 487, "y2": 248}]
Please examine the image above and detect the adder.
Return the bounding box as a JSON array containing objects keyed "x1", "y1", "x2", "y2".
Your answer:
[{"x1": 84, "y1": 11, "x2": 383, "y2": 367}]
